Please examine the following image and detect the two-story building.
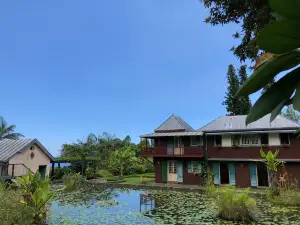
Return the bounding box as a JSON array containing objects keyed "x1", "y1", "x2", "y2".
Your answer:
[{"x1": 140, "y1": 114, "x2": 300, "y2": 188}]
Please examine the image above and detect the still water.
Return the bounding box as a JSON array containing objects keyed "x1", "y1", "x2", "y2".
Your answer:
[{"x1": 50, "y1": 185, "x2": 300, "y2": 225}]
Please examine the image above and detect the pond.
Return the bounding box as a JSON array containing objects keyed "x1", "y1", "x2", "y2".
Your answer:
[{"x1": 50, "y1": 184, "x2": 300, "y2": 225}]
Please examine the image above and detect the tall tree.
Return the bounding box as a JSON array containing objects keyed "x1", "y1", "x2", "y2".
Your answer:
[
  {"x1": 281, "y1": 106, "x2": 300, "y2": 124},
  {"x1": 202, "y1": 0, "x2": 271, "y2": 63},
  {"x1": 238, "y1": 65, "x2": 252, "y2": 114},
  {"x1": 223, "y1": 65, "x2": 240, "y2": 115},
  {"x1": 0, "y1": 116, "x2": 24, "y2": 140}
]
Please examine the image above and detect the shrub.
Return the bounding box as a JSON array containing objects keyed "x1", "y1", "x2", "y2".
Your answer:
[
  {"x1": 62, "y1": 172, "x2": 82, "y2": 192},
  {"x1": 50, "y1": 167, "x2": 72, "y2": 180},
  {"x1": 0, "y1": 183, "x2": 34, "y2": 225},
  {"x1": 96, "y1": 169, "x2": 113, "y2": 179},
  {"x1": 12, "y1": 170, "x2": 54, "y2": 224},
  {"x1": 215, "y1": 186, "x2": 256, "y2": 221},
  {"x1": 85, "y1": 167, "x2": 94, "y2": 180}
]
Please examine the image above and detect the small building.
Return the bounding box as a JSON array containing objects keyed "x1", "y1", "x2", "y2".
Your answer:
[
  {"x1": 0, "y1": 138, "x2": 55, "y2": 179},
  {"x1": 140, "y1": 114, "x2": 300, "y2": 188}
]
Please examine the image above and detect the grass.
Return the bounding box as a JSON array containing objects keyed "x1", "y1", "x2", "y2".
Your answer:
[{"x1": 106, "y1": 173, "x2": 155, "y2": 185}]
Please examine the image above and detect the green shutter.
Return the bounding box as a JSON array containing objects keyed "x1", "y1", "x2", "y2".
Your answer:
[
  {"x1": 197, "y1": 161, "x2": 202, "y2": 174},
  {"x1": 177, "y1": 160, "x2": 183, "y2": 182},
  {"x1": 188, "y1": 161, "x2": 192, "y2": 173},
  {"x1": 162, "y1": 160, "x2": 167, "y2": 182}
]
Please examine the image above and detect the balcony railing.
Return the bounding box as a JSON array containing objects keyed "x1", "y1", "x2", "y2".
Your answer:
[{"x1": 141, "y1": 147, "x2": 204, "y2": 157}]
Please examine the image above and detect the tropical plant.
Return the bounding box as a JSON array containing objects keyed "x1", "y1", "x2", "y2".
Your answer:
[
  {"x1": 216, "y1": 186, "x2": 256, "y2": 221},
  {"x1": 108, "y1": 146, "x2": 137, "y2": 177},
  {"x1": 237, "y1": 0, "x2": 300, "y2": 125},
  {"x1": 85, "y1": 167, "x2": 93, "y2": 180},
  {"x1": 281, "y1": 105, "x2": 300, "y2": 123},
  {"x1": 258, "y1": 149, "x2": 284, "y2": 188},
  {"x1": 0, "y1": 183, "x2": 34, "y2": 225},
  {"x1": 0, "y1": 116, "x2": 24, "y2": 140},
  {"x1": 62, "y1": 172, "x2": 82, "y2": 192},
  {"x1": 12, "y1": 171, "x2": 54, "y2": 223},
  {"x1": 96, "y1": 169, "x2": 113, "y2": 178}
]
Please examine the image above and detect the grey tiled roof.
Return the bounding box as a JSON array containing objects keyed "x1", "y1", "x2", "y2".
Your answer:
[
  {"x1": 198, "y1": 114, "x2": 300, "y2": 132},
  {"x1": 0, "y1": 139, "x2": 55, "y2": 162},
  {"x1": 155, "y1": 114, "x2": 194, "y2": 132}
]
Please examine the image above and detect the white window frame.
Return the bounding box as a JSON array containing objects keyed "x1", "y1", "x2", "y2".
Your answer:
[
  {"x1": 168, "y1": 161, "x2": 177, "y2": 174},
  {"x1": 190, "y1": 136, "x2": 203, "y2": 147},
  {"x1": 241, "y1": 134, "x2": 261, "y2": 146},
  {"x1": 191, "y1": 161, "x2": 201, "y2": 173}
]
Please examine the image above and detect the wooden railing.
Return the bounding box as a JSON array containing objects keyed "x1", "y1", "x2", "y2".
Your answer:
[{"x1": 141, "y1": 147, "x2": 204, "y2": 157}]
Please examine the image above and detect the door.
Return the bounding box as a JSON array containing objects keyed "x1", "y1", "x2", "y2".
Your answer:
[
  {"x1": 257, "y1": 163, "x2": 269, "y2": 187},
  {"x1": 177, "y1": 160, "x2": 183, "y2": 183},
  {"x1": 174, "y1": 137, "x2": 181, "y2": 155},
  {"x1": 228, "y1": 163, "x2": 236, "y2": 185},
  {"x1": 39, "y1": 165, "x2": 47, "y2": 180},
  {"x1": 213, "y1": 162, "x2": 220, "y2": 184},
  {"x1": 250, "y1": 163, "x2": 257, "y2": 187},
  {"x1": 168, "y1": 160, "x2": 177, "y2": 182}
]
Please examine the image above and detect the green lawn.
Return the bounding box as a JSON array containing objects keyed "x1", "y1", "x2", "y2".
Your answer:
[{"x1": 106, "y1": 173, "x2": 155, "y2": 185}]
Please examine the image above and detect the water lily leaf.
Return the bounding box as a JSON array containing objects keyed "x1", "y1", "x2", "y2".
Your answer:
[
  {"x1": 246, "y1": 67, "x2": 300, "y2": 125},
  {"x1": 238, "y1": 51, "x2": 300, "y2": 96},
  {"x1": 269, "y1": 0, "x2": 300, "y2": 20},
  {"x1": 256, "y1": 20, "x2": 300, "y2": 54}
]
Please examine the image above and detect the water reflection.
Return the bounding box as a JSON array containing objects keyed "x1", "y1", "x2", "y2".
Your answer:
[{"x1": 50, "y1": 185, "x2": 300, "y2": 225}]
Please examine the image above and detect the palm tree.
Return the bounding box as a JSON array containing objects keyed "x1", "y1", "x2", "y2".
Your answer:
[{"x1": 0, "y1": 116, "x2": 24, "y2": 140}]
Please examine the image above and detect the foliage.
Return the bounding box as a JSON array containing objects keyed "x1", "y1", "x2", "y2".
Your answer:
[
  {"x1": 281, "y1": 105, "x2": 300, "y2": 123},
  {"x1": 0, "y1": 116, "x2": 24, "y2": 140},
  {"x1": 223, "y1": 64, "x2": 252, "y2": 115},
  {"x1": 0, "y1": 183, "x2": 34, "y2": 225},
  {"x1": 62, "y1": 172, "x2": 82, "y2": 192},
  {"x1": 258, "y1": 149, "x2": 284, "y2": 188},
  {"x1": 12, "y1": 171, "x2": 54, "y2": 224},
  {"x1": 50, "y1": 167, "x2": 72, "y2": 180},
  {"x1": 202, "y1": 0, "x2": 271, "y2": 63},
  {"x1": 238, "y1": 0, "x2": 300, "y2": 125},
  {"x1": 85, "y1": 167, "x2": 94, "y2": 180},
  {"x1": 108, "y1": 146, "x2": 138, "y2": 176},
  {"x1": 213, "y1": 186, "x2": 256, "y2": 221},
  {"x1": 97, "y1": 169, "x2": 113, "y2": 178}
]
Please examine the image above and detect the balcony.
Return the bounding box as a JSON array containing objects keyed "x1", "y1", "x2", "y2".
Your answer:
[{"x1": 140, "y1": 147, "x2": 204, "y2": 158}]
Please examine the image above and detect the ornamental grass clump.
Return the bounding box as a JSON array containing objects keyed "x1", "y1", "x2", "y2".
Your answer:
[
  {"x1": 62, "y1": 172, "x2": 82, "y2": 192},
  {"x1": 216, "y1": 186, "x2": 256, "y2": 221}
]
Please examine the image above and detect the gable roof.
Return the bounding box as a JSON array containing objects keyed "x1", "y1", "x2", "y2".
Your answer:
[
  {"x1": 0, "y1": 138, "x2": 55, "y2": 162},
  {"x1": 155, "y1": 114, "x2": 194, "y2": 132},
  {"x1": 198, "y1": 114, "x2": 300, "y2": 133}
]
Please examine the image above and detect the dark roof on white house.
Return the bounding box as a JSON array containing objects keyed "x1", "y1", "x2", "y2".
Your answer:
[
  {"x1": 0, "y1": 139, "x2": 55, "y2": 162},
  {"x1": 155, "y1": 114, "x2": 194, "y2": 132},
  {"x1": 198, "y1": 114, "x2": 300, "y2": 133}
]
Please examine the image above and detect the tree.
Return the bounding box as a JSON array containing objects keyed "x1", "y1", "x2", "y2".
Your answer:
[
  {"x1": 202, "y1": 0, "x2": 271, "y2": 63},
  {"x1": 238, "y1": 65, "x2": 252, "y2": 114},
  {"x1": 122, "y1": 135, "x2": 131, "y2": 146},
  {"x1": 281, "y1": 106, "x2": 300, "y2": 124},
  {"x1": 0, "y1": 116, "x2": 24, "y2": 140},
  {"x1": 238, "y1": 0, "x2": 300, "y2": 125},
  {"x1": 108, "y1": 146, "x2": 137, "y2": 177},
  {"x1": 223, "y1": 65, "x2": 240, "y2": 115}
]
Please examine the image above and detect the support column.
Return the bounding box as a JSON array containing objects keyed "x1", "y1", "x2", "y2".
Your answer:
[{"x1": 51, "y1": 162, "x2": 55, "y2": 178}]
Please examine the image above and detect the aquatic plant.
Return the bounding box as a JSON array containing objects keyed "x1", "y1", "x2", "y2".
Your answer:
[{"x1": 62, "y1": 172, "x2": 83, "y2": 192}]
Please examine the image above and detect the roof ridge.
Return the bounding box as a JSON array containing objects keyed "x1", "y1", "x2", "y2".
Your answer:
[
  {"x1": 197, "y1": 115, "x2": 224, "y2": 131},
  {"x1": 155, "y1": 114, "x2": 174, "y2": 131},
  {"x1": 173, "y1": 115, "x2": 186, "y2": 130}
]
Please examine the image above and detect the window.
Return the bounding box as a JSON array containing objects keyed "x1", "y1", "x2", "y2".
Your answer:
[
  {"x1": 190, "y1": 161, "x2": 201, "y2": 173},
  {"x1": 241, "y1": 134, "x2": 260, "y2": 146},
  {"x1": 261, "y1": 134, "x2": 269, "y2": 145},
  {"x1": 168, "y1": 161, "x2": 177, "y2": 173},
  {"x1": 231, "y1": 135, "x2": 240, "y2": 146},
  {"x1": 280, "y1": 133, "x2": 290, "y2": 145},
  {"x1": 190, "y1": 136, "x2": 203, "y2": 146},
  {"x1": 174, "y1": 137, "x2": 180, "y2": 147},
  {"x1": 215, "y1": 135, "x2": 222, "y2": 146}
]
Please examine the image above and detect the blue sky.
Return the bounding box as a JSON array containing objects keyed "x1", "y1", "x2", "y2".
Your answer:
[{"x1": 0, "y1": 1, "x2": 258, "y2": 156}]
